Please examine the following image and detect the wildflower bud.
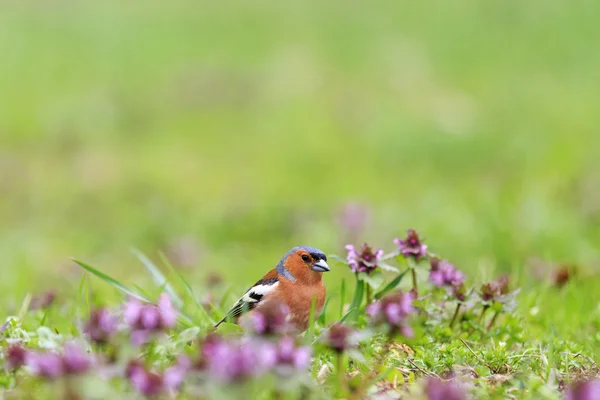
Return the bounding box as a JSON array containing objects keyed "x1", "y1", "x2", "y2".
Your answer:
[
  {"x1": 480, "y1": 276, "x2": 510, "y2": 302},
  {"x1": 322, "y1": 323, "x2": 356, "y2": 353},
  {"x1": 30, "y1": 291, "x2": 56, "y2": 311},
  {"x1": 62, "y1": 343, "x2": 92, "y2": 374},
  {"x1": 345, "y1": 243, "x2": 384, "y2": 274},
  {"x1": 240, "y1": 300, "x2": 293, "y2": 336},
  {"x1": 26, "y1": 352, "x2": 65, "y2": 379},
  {"x1": 565, "y1": 380, "x2": 600, "y2": 400},
  {"x1": 424, "y1": 377, "x2": 465, "y2": 400},
  {"x1": 274, "y1": 337, "x2": 312, "y2": 375},
  {"x1": 394, "y1": 229, "x2": 428, "y2": 261},
  {"x1": 123, "y1": 294, "x2": 178, "y2": 344},
  {"x1": 5, "y1": 344, "x2": 27, "y2": 370},
  {"x1": 84, "y1": 308, "x2": 118, "y2": 344},
  {"x1": 367, "y1": 291, "x2": 415, "y2": 336}
]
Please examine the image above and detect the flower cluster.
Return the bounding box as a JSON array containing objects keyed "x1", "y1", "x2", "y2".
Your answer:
[
  {"x1": 240, "y1": 300, "x2": 294, "y2": 336},
  {"x1": 84, "y1": 308, "x2": 118, "y2": 344},
  {"x1": 367, "y1": 291, "x2": 415, "y2": 337},
  {"x1": 26, "y1": 343, "x2": 92, "y2": 379},
  {"x1": 565, "y1": 380, "x2": 600, "y2": 400},
  {"x1": 429, "y1": 258, "x2": 467, "y2": 301},
  {"x1": 123, "y1": 294, "x2": 178, "y2": 344},
  {"x1": 424, "y1": 377, "x2": 465, "y2": 400},
  {"x1": 127, "y1": 356, "x2": 191, "y2": 396},
  {"x1": 200, "y1": 335, "x2": 310, "y2": 382},
  {"x1": 480, "y1": 276, "x2": 510, "y2": 302},
  {"x1": 322, "y1": 323, "x2": 357, "y2": 353},
  {"x1": 394, "y1": 229, "x2": 428, "y2": 261},
  {"x1": 345, "y1": 243, "x2": 384, "y2": 274}
]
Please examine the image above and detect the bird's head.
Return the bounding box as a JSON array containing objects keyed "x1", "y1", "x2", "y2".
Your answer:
[{"x1": 276, "y1": 246, "x2": 330, "y2": 284}]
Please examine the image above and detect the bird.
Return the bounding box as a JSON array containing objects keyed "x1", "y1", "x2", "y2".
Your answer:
[{"x1": 214, "y1": 245, "x2": 330, "y2": 332}]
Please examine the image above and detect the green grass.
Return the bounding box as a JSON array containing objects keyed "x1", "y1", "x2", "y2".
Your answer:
[{"x1": 1, "y1": 1, "x2": 599, "y2": 398}]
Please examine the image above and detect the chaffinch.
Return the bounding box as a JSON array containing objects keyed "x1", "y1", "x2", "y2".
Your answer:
[{"x1": 215, "y1": 246, "x2": 330, "y2": 332}]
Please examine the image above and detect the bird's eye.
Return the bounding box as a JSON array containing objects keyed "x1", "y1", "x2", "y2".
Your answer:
[{"x1": 301, "y1": 254, "x2": 310, "y2": 262}]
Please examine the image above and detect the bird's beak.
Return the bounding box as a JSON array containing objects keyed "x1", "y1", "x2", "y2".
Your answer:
[{"x1": 311, "y1": 259, "x2": 330, "y2": 272}]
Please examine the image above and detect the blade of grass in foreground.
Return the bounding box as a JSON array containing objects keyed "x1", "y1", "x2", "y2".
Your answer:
[
  {"x1": 73, "y1": 259, "x2": 150, "y2": 302},
  {"x1": 73, "y1": 259, "x2": 194, "y2": 326},
  {"x1": 375, "y1": 268, "x2": 410, "y2": 299},
  {"x1": 131, "y1": 248, "x2": 184, "y2": 309},
  {"x1": 175, "y1": 271, "x2": 217, "y2": 326}
]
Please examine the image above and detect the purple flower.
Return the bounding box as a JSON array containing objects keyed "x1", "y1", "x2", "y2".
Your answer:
[
  {"x1": 322, "y1": 324, "x2": 357, "y2": 353},
  {"x1": 367, "y1": 291, "x2": 415, "y2": 336},
  {"x1": 26, "y1": 343, "x2": 92, "y2": 379},
  {"x1": 5, "y1": 344, "x2": 27, "y2": 370},
  {"x1": 424, "y1": 378, "x2": 465, "y2": 400},
  {"x1": 30, "y1": 291, "x2": 56, "y2": 311},
  {"x1": 62, "y1": 343, "x2": 91, "y2": 374},
  {"x1": 127, "y1": 362, "x2": 165, "y2": 397},
  {"x1": 480, "y1": 276, "x2": 510, "y2": 302},
  {"x1": 565, "y1": 380, "x2": 600, "y2": 400},
  {"x1": 274, "y1": 337, "x2": 312, "y2": 374},
  {"x1": 345, "y1": 243, "x2": 384, "y2": 274},
  {"x1": 240, "y1": 300, "x2": 293, "y2": 336},
  {"x1": 203, "y1": 337, "x2": 276, "y2": 382},
  {"x1": 163, "y1": 356, "x2": 191, "y2": 391},
  {"x1": 84, "y1": 308, "x2": 118, "y2": 344},
  {"x1": 26, "y1": 352, "x2": 65, "y2": 379},
  {"x1": 394, "y1": 229, "x2": 428, "y2": 261},
  {"x1": 123, "y1": 294, "x2": 178, "y2": 344},
  {"x1": 429, "y1": 259, "x2": 465, "y2": 288}
]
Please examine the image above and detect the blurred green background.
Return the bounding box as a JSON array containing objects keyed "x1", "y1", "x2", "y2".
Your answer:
[{"x1": 1, "y1": 1, "x2": 599, "y2": 303}]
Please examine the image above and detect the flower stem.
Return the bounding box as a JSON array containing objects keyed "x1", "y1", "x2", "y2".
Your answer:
[
  {"x1": 336, "y1": 353, "x2": 346, "y2": 396},
  {"x1": 366, "y1": 285, "x2": 372, "y2": 305},
  {"x1": 486, "y1": 311, "x2": 500, "y2": 331},
  {"x1": 478, "y1": 305, "x2": 489, "y2": 323},
  {"x1": 411, "y1": 268, "x2": 418, "y2": 295},
  {"x1": 449, "y1": 303, "x2": 461, "y2": 328}
]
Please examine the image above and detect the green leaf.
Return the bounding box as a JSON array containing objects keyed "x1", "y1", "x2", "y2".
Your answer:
[
  {"x1": 318, "y1": 295, "x2": 334, "y2": 325},
  {"x1": 329, "y1": 254, "x2": 348, "y2": 265},
  {"x1": 348, "y1": 278, "x2": 364, "y2": 321},
  {"x1": 358, "y1": 270, "x2": 384, "y2": 289},
  {"x1": 132, "y1": 248, "x2": 184, "y2": 309},
  {"x1": 339, "y1": 279, "x2": 346, "y2": 319},
  {"x1": 338, "y1": 308, "x2": 356, "y2": 323},
  {"x1": 379, "y1": 262, "x2": 399, "y2": 273},
  {"x1": 73, "y1": 259, "x2": 150, "y2": 302},
  {"x1": 375, "y1": 268, "x2": 410, "y2": 299},
  {"x1": 215, "y1": 322, "x2": 244, "y2": 335}
]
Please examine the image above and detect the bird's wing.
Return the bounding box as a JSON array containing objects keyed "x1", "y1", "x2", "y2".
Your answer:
[{"x1": 214, "y1": 273, "x2": 279, "y2": 327}]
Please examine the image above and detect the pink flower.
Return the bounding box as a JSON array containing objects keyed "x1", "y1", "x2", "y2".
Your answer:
[
  {"x1": 274, "y1": 337, "x2": 312, "y2": 373},
  {"x1": 394, "y1": 229, "x2": 428, "y2": 261},
  {"x1": 5, "y1": 344, "x2": 27, "y2": 370},
  {"x1": 424, "y1": 378, "x2": 465, "y2": 400},
  {"x1": 84, "y1": 308, "x2": 118, "y2": 344},
  {"x1": 322, "y1": 324, "x2": 357, "y2": 353},
  {"x1": 240, "y1": 301, "x2": 293, "y2": 336},
  {"x1": 62, "y1": 343, "x2": 92, "y2": 374},
  {"x1": 565, "y1": 380, "x2": 600, "y2": 400},
  {"x1": 429, "y1": 259, "x2": 465, "y2": 289},
  {"x1": 345, "y1": 243, "x2": 384, "y2": 274},
  {"x1": 367, "y1": 291, "x2": 415, "y2": 336},
  {"x1": 26, "y1": 343, "x2": 91, "y2": 379},
  {"x1": 26, "y1": 352, "x2": 65, "y2": 379},
  {"x1": 123, "y1": 294, "x2": 178, "y2": 344}
]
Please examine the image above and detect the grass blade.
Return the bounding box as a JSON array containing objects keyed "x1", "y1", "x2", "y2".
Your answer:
[
  {"x1": 375, "y1": 268, "x2": 410, "y2": 299},
  {"x1": 73, "y1": 259, "x2": 149, "y2": 302},
  {"x1": 176, "y1": 271, "x2": 217, "y2": 326},
  {"x1": 131, "y1": 248, "x2": 183, "y2": 309}
]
